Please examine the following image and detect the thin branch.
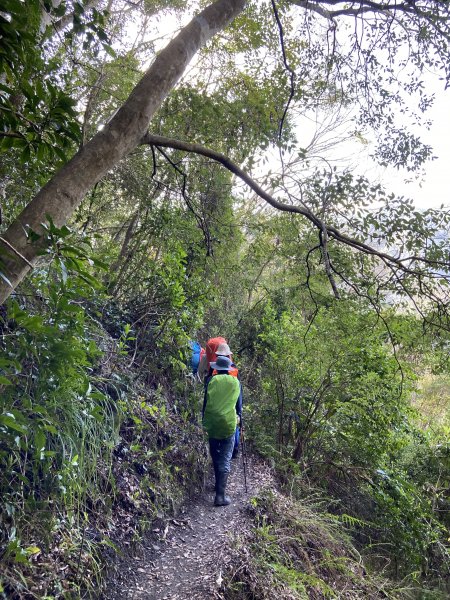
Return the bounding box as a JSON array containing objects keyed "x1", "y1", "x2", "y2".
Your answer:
[
  {"x1": 141, "y1": 133, "x2": 322, "y2": 224},
  {"x1": 291, "y1": 0, "x2": 419, "y2": 20},
  {"x1": 141, "y1": 133, "x2": 450, "y2": 278},
  {"x1": 271, "y1": 0, "x2": 296, "y2": 141},
  {"x1": 0, "y1": 131, "x2": 24, "y2": 139},
  {"x1": 329, "y1": 260, "x2": 406, "y2": 393},
  {"x1": 151, "y1": 144, "x2": 213, "y2": 255},
  {"x1": 319, "y1": 228, "x2": 340, "y2": 298}
]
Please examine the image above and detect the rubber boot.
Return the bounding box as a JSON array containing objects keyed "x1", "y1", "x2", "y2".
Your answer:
[
  {"x1": 212, "y1": 462, "x2": 219, "y2": 492},
  {"x1": 214, "y1": 472, "x2": 231, "y2": 506}
]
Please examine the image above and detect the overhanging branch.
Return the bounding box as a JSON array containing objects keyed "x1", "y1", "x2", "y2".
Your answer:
[
  {"x1": 141, "y1": 132, "x2": 450, "y2": 281},
  {"x1": 290, "y1": 0, "x2": 419, "y2": 20},
  {"x1": 142, "y1": 133, "x2": 321, "y2": 224}
]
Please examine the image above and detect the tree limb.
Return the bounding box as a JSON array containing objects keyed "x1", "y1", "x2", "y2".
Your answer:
[
  {"x1": 141, "y1": 133, "x2": 450, "y2": 281},
  {"x1": 290, "y1": 0, "x2": 420, "y2": 20},
  {"x1": 0, "y1": 0, "x2": 248, "y2": 304},
  {"x1": 271, "y1": 0, "x2": 296, "y2": 141}
]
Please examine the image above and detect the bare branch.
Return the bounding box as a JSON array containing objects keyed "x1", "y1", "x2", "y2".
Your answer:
[
  {"x1": 152, "y1": 145, "x2": 213, "y2": 255},
  {"x1": 141, "y1": 133, "x2": 322, "y2": 224},
  {"x1": 0, "y1": 132, "x2": 24, "y2": 139},
  {"x1": 290, "y1": 0, "x2": 419, "y2": 20},
  {"x1": 271, "y1": 0, "x2": 296, "y2": 140},
  {"x1": 319, "y1": 228, "x2": 340, "y2": 299}
]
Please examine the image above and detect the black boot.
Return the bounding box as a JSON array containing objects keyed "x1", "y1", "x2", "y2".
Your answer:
[
  {"x1": 214, "y1": 472, "x2": 231, "y2": 506},
  {"x1": 212, "y1": 462, "x2": 219, "y2": 492}
]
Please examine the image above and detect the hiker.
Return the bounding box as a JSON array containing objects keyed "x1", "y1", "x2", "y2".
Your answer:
[
  {"x1": 198, "y1": 336, "x2": 227, "y2": 381},
  {"x1": 189, "y1": 340, "x2": 205, "y2": 379},
  {"x1": 208, "y1": 341, "x2": 239, "y2": 379},
  {"x1": 215, "y1": 342, "x2": 242, "y2": 459},
  {"x1": 202, "y1": 339, "x2": 242, "y2": 459},
  {"x1": 202, "y1": 355, "x2": 243, "y2": 506}
]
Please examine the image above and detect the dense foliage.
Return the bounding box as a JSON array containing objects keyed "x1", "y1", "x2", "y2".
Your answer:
[{"x1": 1, "y1": 0, "x2": 450, "y2": 598}]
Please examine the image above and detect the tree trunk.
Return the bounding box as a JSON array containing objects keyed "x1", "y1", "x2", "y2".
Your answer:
[{"x1": 0, "y1": 0, "x2": 247, "y2": 304}]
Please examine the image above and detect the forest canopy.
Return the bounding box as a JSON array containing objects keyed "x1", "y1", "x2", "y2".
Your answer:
[
  {"x1": 1, "y1": 1, "x2": 450, "y2": 598},
  {"x1": 0, "y1": 0, "x2": 450, "y2": 314}
]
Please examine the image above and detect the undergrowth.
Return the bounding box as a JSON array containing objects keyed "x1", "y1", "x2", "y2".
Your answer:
[
  {"x1": 223, "y1": 489, "x2": 448, "y2": 600},
  {"x1": 224, "y1": 489, "x2": 392, "y2": 599},
  {"x1": 0, "y1": 289, "x2": 207, "y2": 599}
]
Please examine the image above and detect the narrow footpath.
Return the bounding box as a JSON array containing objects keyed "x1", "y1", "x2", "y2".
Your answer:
[{"x1": 102, "y1": 454, "x2": 271, "y2": 600}]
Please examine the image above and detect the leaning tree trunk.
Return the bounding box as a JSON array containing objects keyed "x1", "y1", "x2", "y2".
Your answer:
[{"x1": 0, "y1": 0, "x2": 247, "y2": 304}]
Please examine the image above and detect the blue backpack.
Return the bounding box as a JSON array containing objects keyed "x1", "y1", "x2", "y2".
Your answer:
[{"x1": 189, "y1": 341, "x2": 203, "y2": 375}]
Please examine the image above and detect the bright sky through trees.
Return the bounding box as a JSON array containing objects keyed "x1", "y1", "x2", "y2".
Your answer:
[
  {"x1": 139, "y1": 4, "x2": 450, "y2": 212},
  {"x1": 2, "y1": 0, "x2": 450, "y2": 304},
  {"x1": 399, "y1": 92, "x2": 450, "y2": 209}
]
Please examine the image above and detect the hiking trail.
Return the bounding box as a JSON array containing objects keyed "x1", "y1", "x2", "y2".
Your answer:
[{"x1": 102, "y1": 454, "x2": 272, "y2": 600}]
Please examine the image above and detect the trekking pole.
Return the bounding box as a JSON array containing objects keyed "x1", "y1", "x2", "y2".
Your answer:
[{"x1": 240, "y1": 418, "x2": 248, "y2": 494}]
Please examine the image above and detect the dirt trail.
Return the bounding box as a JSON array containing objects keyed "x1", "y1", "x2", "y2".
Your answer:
[{"x1": 102, "y1": 454, "x2": 270, "y2": 600}]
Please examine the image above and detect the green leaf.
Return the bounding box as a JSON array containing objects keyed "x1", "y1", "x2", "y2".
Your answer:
[
  {"x1": 36, "y1": 142, "x2": 47, "y2": 161},
  {"x1": 43, "y1": 426, "x2": 57, "y2": 439},
  {"x1": 103, "y1": 44, "x2": 116, "y2": 58},
  {"x1": 34, "y1": 430, "x2": 46, "y2": 458},
  {"x1": 20, "y1": 143, "x2": 31, "y2": 163},
  {"x1": 59, "y1": 258, "x2": 68, "y2": 284},
  {"x1": 53, "y1": 145, "x2": 67, "y2": 162},
  {"x1": 1, "y1": 135, "x2": 16, "y2": 151},
  {"x1": 0, "y1": 414, "x2": 27, "y2": 433}
]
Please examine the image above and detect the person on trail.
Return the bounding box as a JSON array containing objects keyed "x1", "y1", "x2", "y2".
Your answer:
[
  {"x1": 215, "y1": 342, "x2": 242, "y2": 460},
  {"x1": 198, "y1": 336, "x2": 227, "y2": 381},
  {"x1": 189, "y1": 340, "x2": 205, "y2": 379},
  {"x1": 207, "y1": 341, "x2": 239, "y2": 380},
  {"x1": 203, "y1": 340, "x2": 242, "y2": 460},
  {"x1": 202, "y1": 355, "x2": 242, "y2": 506}
]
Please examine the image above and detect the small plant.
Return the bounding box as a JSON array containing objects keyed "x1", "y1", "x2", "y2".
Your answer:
[{"x1": 225, "y1": 489, "x2": 396, "y2": 599}]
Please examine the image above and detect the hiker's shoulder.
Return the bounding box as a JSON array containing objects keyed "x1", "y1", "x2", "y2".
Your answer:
[{"x1": 209, "y1": 373, "x2": 239, "y2": 386}]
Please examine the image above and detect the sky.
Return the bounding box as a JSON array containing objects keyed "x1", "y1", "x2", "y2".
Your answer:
[
  {"x1": 350, "y1": 85, "x2": 450, "y2": 211},
  {"x1": 397, "y1": 92, "x2": 450, "y2": 209}
]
